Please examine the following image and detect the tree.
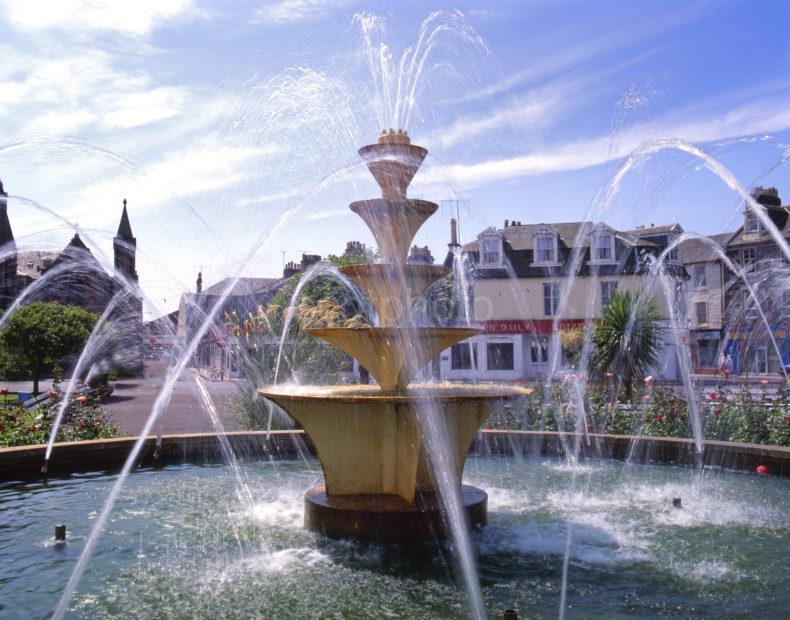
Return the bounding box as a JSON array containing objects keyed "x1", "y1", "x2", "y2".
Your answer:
[
  {"x1": 590, "y1": 289, "x2": 662, "y2": 399},
  {"x1": 0, "y1": 302, "x2": 97, "y2": 394}
]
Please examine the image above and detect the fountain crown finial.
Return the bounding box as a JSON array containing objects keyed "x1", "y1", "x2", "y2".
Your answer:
[{"x1": 378, "y1": 128, "x2": 410, "y2": 145}]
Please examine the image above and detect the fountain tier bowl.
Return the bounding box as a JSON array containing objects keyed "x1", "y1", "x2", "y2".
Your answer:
[
  {"x1": 303, "y1": 327, "x2": 480, "y2": 391},
  {"x1": 3, "y1": 456, "x2": 789, "y2": 618}
]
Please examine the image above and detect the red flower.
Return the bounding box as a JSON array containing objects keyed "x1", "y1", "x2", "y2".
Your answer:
[
  {"x1": 655, "y1": 415, "x2": 663, "y2": 422},
  {"x1": 76, "y1": 396, "x2": 88, "y2": 404},
  {"x1": 760, "y1": 379, "x2": 769, "y2": 385},
  {"x1": 48, "y1": 391, "x2": 58, "y2": 398},
  {"x1": 0, "y1": 387, "x2": 7, "y2": 394},
  {"x1": 642, "y1": 395, "x2": 651, "y2": 401},
  {"x1": 755, "y1": 464, "x2": 769, "y2": 475},
  {"x1": 28, "y1": 425, "x2": 38, "y2": 432},
  {"x1": 709, "y1": 391, "x2": 718, "y2": 401}
]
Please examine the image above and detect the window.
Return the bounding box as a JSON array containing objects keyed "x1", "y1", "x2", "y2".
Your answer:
[
  {"x1": 667, "y1": 246, "x2": 679, "y2": 262},
  {"x1": 450, "y1": 343, "x2": 477, "y2": 370},
  {"x1": 481, "y1": 239, "x2": 500, "y2": 265},
  {"x1": 487, "y1": 342, "x2": 514, "y2": 370},
  {"x1": 781, "y1": 291, "x2": 790, "y2": 318},
  {"x1": 544, "y1": 282, "x2": 560, "y2": 316},
  {"x1": 535, "y1": 232, "x2": 556, "y2": 263},
  {"x1": 742, "y1": 247, "x2": 756, "y2": 266},
  {"x1": 754, "y1": 347, "x2": 768, "y2": 374},
  {"x1": 696, "y1": 301, "x2": 708, "y2": 325},
  {"x1": 698, "y1": 339, "x2": 719, "y2": 368},
  {"x1": 600, "y1": 281, "x2": 618, "y2": 308},
  {"x1": 745, "y1": 210, "x2": 760, "y2": 235},
  {"x1": 694, "y1": 265, "x2": 707, "y2": 288},
  {"x1": 743, "y1": 289, "x2": 758, "y2": 319},
  {"x1": 592, "y1": 232, "x2": 614, "y2": 262},
  {"x1": 530, "y1": 341, "x2": 549, "y2": 364}
]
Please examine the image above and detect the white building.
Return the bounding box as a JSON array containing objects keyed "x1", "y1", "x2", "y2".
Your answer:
[{"x1": 439, "y1": 220, "x2": 687, "y2": 382}]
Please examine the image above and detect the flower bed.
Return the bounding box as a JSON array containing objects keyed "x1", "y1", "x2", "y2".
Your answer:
[
  {"x1": 0, "y1": 386, "x2": 118, "y2": 448},
  {"x1": 486, "y1": 382, "x2": 790, "y2": 447}
]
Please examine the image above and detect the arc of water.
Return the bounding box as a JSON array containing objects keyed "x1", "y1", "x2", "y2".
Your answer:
[
  {"x1": 53, "y1": 159, "x2": 371, "y2": 619},
  {"x1": 42, "y1": 290, "x2": 131, "y2": 470}
]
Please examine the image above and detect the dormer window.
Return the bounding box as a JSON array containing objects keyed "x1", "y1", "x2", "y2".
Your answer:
[
  {"x1": 591, "y1": 231, "x2": 615, "y2": 263},
  {"x1": 533, "y1": 227, "x2": 558, "y2": 265},
  {"x1": 478, "y1": 228, "x2": 503, "y2": 266},
  {"x1": 744, "y1": 210, "x2": 762, "y2": 235}
]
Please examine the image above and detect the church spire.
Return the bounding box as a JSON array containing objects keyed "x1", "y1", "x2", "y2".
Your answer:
[
  {"x1": 113, "y1": 198, "x2": 138, "y2": 281},
  {"x1": 116, "y1": 197, "x2": 135, "y2": 241}
]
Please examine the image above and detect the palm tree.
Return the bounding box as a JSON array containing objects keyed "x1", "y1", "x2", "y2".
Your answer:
[{"x1": 591, "y1": 289, "x2": 663, "y2": 398}]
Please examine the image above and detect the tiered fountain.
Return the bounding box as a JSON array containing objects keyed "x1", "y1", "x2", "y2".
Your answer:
[{"x1": 259, "y1": 130, "x2": 527, "y2": 541}]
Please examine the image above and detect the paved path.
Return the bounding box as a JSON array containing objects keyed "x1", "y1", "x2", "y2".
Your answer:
[{"x1": 101, "y1": 362, "x2": 242, "y2": 436}]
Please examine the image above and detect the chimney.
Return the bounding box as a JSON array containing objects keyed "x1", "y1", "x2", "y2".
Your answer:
[
  {"x1": 196, "y1": 271, "x2": 203, "y2": 293},
  {"x1": 449, "y1": 218, "x2": 459, "y2": 247},
  {"x1": 504, "y1": 219, "x2": 509, "y2": 228},
  {"x1": 751, "y1": 186, "x2": 781, "y2": 207}
]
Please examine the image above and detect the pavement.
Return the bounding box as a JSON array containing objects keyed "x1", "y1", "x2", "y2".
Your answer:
[
  {"x1": 1, "y1": 362, "x2": 242, "y2": 436},
  {"x1": 101, "y1": 361, "x2": 242, "y2": 436}
]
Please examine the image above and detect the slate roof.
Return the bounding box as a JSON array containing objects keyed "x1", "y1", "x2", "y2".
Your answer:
[
  {"x1": 455, "y1": 221, "x2": 683, "y2": 279},
  {"x1": 727, "y1": 205, "x2": 790, "y2": 248},
  {"x1": 16, "y1": 250, "x2": 59, "y2": 279},
  {"x1": 677, "y1": 233, "x2": 732, "y2": 264},
  {"x1": 201, "y1": 277, "x2": 284, "y2": 296}
]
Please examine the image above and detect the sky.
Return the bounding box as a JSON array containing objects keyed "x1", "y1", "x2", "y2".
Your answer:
[{"x1": 1, "y1": 0, "x2": 789, "y2": 319}]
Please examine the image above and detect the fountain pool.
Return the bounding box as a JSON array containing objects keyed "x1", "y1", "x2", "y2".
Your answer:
[{"x1": 2, "y1": 456, "x2": 788, "y2": 618}]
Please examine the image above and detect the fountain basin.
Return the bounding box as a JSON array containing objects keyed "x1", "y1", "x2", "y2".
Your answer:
[{"x1": 3, "y1": 456, "x2": 789, "y2": 618}]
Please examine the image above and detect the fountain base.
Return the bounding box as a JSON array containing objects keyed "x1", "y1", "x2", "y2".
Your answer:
[{"x1": 304, "y1": 484, "x2": 487, "y2": 542}]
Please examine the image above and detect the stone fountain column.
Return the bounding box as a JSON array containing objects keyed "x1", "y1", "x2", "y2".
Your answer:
[{"x1": 259, "y1": 130, "x2": 528, "y2": 541}]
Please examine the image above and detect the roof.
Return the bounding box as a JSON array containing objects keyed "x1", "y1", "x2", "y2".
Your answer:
[
  {"x1": 201, "y1": 276, "x2": 284, "y2": 296},
  {"x1": 626, "y1": 223, "x2": 683, "y2": 236},
  {"x1": 16, "y1": 250, "x2": 59, "y2": 279},
  {"x1": 727, "y1": 205, "x2": 790, "y2": 248},
  {"x1": 455, "y1": 220, "x2": 685, "y2": 280},
  {"x1": 677, "y1": 233, "x2": 732, "y2": 264}
]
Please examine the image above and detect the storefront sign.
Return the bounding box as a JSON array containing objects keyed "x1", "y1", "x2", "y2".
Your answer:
[{"x1": 483, "y1": 319, "x2": 586, "y2": 334}]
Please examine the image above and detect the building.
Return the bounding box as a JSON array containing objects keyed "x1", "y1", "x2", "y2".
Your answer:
[
  {"x1": 721, "y1": 186, "x2": 790, "y2": 375},
  {"x1": 178, "y1": 275, "x2": 287, "y2": 377},
  {"x1": 440, "y1": 219, "x2": 687, "y2": 382},
  {"x1": 0, "y1": 180, "x2": 143, "y2": 373},
  {"x1": 678, "y1": 233, "x2": 731, "y2": 373}
]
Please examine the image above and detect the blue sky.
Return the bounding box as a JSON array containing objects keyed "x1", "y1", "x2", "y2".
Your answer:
[{"x1": 0, "y1": 0, "x2": 789, "y2": 318}]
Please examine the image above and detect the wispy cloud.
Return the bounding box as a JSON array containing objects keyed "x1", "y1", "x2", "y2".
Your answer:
[
  {"x1": 424, "y1": 91, "x2": 790, "y2": 189},
  {"x1": 1, "y1": 0, "x2": 198, "y2": 36},
  {"x1": 254, "y1": 0, "x2": 358, "y2": 26}
]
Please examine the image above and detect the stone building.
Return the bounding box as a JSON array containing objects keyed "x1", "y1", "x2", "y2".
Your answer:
[
  {"x1": 677, "y1": 233, "x2": 731, "y2": 372},
  {"x1": 721, "y1": 186, "x2": 790, "y2": 375},
  {"x1": 0, "y1": 180, "x2": 143, "y2": 373}
]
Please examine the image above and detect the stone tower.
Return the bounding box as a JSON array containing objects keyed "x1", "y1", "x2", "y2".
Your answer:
[
  {"x1": 113, "y1": 198, "x2": 138, "y2": 282},
  {"x1": 0, "y1": 180, "x2": 18, "y2": 309}
]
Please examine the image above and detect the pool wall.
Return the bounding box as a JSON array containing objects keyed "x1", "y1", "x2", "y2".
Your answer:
[{"x1": 1, "y1": 430, "x2": 788, "y2": 482}]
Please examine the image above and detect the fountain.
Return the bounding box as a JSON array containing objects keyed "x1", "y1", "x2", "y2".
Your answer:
[{"x1": 258, "y1": 129, "x2": 528, "y2": 541}]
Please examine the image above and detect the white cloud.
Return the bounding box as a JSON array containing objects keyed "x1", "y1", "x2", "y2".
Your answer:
[
  {"x1": 101, "y1": 87, "x2": 186, "y2": 129},
  {"x1": 424, "y1": 94, "x2": 790, "y2": 189},
  {"x1": 1, "y1": 0, "x2": 197, "y2": 36},
  {"x1": 255, "y1": 0, "x2": 357, "y2": 25}
]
